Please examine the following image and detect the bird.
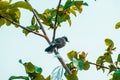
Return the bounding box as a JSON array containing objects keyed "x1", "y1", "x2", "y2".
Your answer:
[{"x1": 45, "y1": 36, "x2": 69, "y2": 53}]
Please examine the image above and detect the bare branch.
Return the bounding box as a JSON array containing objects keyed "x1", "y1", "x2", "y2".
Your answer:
[
  {"x1": 89, "y1": 61, "x2": 109, "y2": 69},
  {"x1": 54, "y1": 51, "x2": 72, "y2": 75},
  {"x1": 52, "y1": 0, "x2": 62, "y2": 42},
  {"x1": 0, "y1": 13, "x2": 45, "y2": 38}
]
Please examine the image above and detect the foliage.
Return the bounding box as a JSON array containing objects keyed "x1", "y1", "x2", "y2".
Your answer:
[
  {"x1": 0, "y1": 0, "x2": 120, "y2": 80},
  {"x1": 0, "y1": 0, "x2": 32, "y2": 27}
]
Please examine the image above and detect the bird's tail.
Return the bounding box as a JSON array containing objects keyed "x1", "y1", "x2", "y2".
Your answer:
[{"x1": 45, "y1": 44, "x2": 56, "y2": 53}]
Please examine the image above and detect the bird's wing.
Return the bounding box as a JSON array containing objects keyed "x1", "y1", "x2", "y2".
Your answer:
[{"x1": 55, "y1": 38, "x2": 63, "y2": 45}]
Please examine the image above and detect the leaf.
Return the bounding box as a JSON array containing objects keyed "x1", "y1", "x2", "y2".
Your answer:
[
  {"x1": 67, "y1": 50, "x2": 77, "y2": 61},
  {"x1": 104, "y1": 53, "x2": 113, "y2": 63},
  {"x1": 96, "y1": 56, "x2": 105, "y2": 70},
  {"x1": 45, "y1": 75, "x2": 51, "y2": 80},
  {"x1": 34, "y1": 74, "x2": 45, "y2": 80},
  {"x1": 72, "y1": 58, "x2": 78, "y2": 67},
  {"x1": 108, "y1": 64, "x2": 116, "y2": 74},
  {"x1": 113, "y1": 69, "x2": 120, "y2": 80},
  {"x1": 11, "y1": 1, "x2": 32, "y2": 11},
  {"x1": 23, "y1": 62, "x2": 35, "y2": 73},
  {"x1": 70, "y1": 8, "x2": 76, "y2": 16},
  {"x1": 7, "y1": 8, "x2": 21, "y2": 24},
  {"x1": 31, "y1": 16, "x2": 36, "y2": 25},
  {"x1": 18, "y1": 59, "x2": 23, "y2": 64},
  {"x1": 35, "y1": 66, "x2": 42, "y2": 74},
  {"x1": 105, "y1": 38, "x2": 114, "y2": 51},
  {"x1": 0, "y1": 1, "x2": 9, "y2": 9},
  {"x1": 83, "y1": 2, "x2": 89, "y2": 6},
  {"x1": 64, "y1": 1, "x2": 74, "y2": 10},
  {"x1": 67, "y1": 19, "x2": 72, "y2": 26},
  {"x1": 64, "y1": 70, "x2": 78, "y2": 80},
  {"x1": 22, "y1": 29, "x2": 30, "y2": 36},
  {"x1": 79, "y1": 51, "x2": 87, "y2": 59},
  {"x1": 0, "y1": 18, "x2": 5, "y2": 27},
  {"x1": 27, "y1": 25, "x2": 36, "y2": 30},
  {"x1": 22, "y1": 25, "x2": 37, "y2": 36},
  {"x1": 77, "y1": 59, "x2": 84, "y2": 70},
  {"x1": 117, "y1": 54, "x2": 120, "y2": 62},
  {"x1": 9, "y1": 76, "x2": 29, "y2": 80},
  {"x1": 83, "y1": 61, "x2": 90, "y2": 70},
  {"x1": 115, "y1": 22, "x2": 120, "y2": 29},
  {"x1": 74, "y1": 1, "x2": 83, "y2": 13}
]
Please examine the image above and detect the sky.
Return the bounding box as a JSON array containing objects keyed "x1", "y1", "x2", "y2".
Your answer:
[{"x1": 0, "y1": 0, "x2": 120, "y2": 80}]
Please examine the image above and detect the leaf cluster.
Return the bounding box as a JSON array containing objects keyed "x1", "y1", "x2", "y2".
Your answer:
[
  {"x1": 35, "y1": 0, "x2": 88, "y2": 29},
  {"x1": 64, "y1": 51, "x2": 90, "y2": 80},
  {"x1": 0, "y1": 0, "x2": 32, "y2": 27},
  {"x1": 9, "y1": 60, "x2": 50, "y2": 80}
]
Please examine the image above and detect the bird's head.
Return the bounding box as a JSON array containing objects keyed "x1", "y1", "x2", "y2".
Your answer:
[{"x1": 62, "y1": 36, "x2": 69, "y2": 42}]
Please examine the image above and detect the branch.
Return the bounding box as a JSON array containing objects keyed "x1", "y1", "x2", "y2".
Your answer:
[
  {"x1": 52, "y1": 0, "x2": 62, "y2": 42},
  {"x1": 24, "y1": 0, "x2": 72, "y2": 75},
  {"x1": 89, "y1": 61, "x2": 109, "y2": 69},
  {"x1": 25, "y1": 0, "x2": 51, "y2": 44},
  {"x1": 0, "y1": 13, "x2": 45, "y2": 38}
]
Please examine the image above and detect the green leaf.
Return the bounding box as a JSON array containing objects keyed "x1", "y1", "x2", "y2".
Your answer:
[
  {"x1": 35, "y1": 66, "x2": 42, "y2": 74},
  {"x1": 105, "y1": 38, "x2": 114, "y2": 47},
  {"x1": 67, "y1": 50, "x2": 77, "y2": 61},
  {"x1": 18, "y1": 59, "x2": 23, "y2": 64},
  {"x1": 22, "y1": 29, "x2": 30, "y2": 36},
  {"x1": 9, "y1": 76, "x2": 29, "y2": 80},
  {"x1": 27, "y1": 25, "x2": 36, "y2": 30},
  {"x1": 113, "y1": 69, "x2": 120, "y2": 80},
  {"x1": 108, "y1": 64, "x2": 116, "y2": 74},
  {"x1": 96, "y1": 56, "x2": 105, "y2": 70},
  {"x1": 83, "y1": 61, "x2": 90, "y2": 70},
  {"x1": 31, "y1": 16, "x2": 36, "y2": 25},
  {"x1": 72, "y1": 58, "x2": 78, "y2": 67},
  {"x1": 115, "y1": 22, "x2": 120, "y2": 29},
  {"x1": 74, "y1": 1, "x2": 83, "y2": 13},
  {"x1": 34, "y1": 74, "x2": 45, "y2": 80},
  {"x1": 64, "y1": 1, "x2": 74, "y2": 10},
  {"x1": 22, "y1": 25, "x2": 37, "y2": 36},
  {"x1": 70, "y1": 8, "x2": 76, "y2": 16},
  {"x1": 11, "y1": 1, "x2": 32, "y2": 11},
  {"x1": 0, "y1": 1, "x2": 9, "y2": 9},
  {"x1": 45, "y1": 75, "x2": 51, "y2": 80},
  {"x1": 83, "y1": 2, "x2": 89, "y2": 6},
  {"x1": 64, "y1": 70, "x2": 78, "y2": 80},
  {"x1": 67, "y1": 19, "x2": 72, "y2": 26},
  {"x1": 105, "y1": 38, "x2": 114, "y2": 52},
  {"x1": 7, "y1": 8, "x2": 21, "y2": 24},
  {"x1": 77, "y1": 59, "x2": 84, "y2": 70},
  {"x1": 79, "y1": 51, "x2": 87, "y2": 59},
  {"x1": 104, "y1": 53, "x2": 113, "y2": 63},
  {"x1": 23, "y1": 62, "x2": 35, "y2": 73},
  {"x1": 0, "y1": 18, "x2": 5, "y2": 27},
  {"x1": 117, "y1": 54, "x2": 120, "y2": 62}
]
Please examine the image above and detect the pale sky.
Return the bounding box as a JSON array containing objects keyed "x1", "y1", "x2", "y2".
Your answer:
[{"x1": 0, "y1": 0, "x2": 120, "y2": 80}]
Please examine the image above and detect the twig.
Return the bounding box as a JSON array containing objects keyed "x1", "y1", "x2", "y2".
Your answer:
[
  {"x1": 0, "y1": 13, "x2": 45, "y2": 38},
  {"x1": 55, "y1": 51, "x2": 72, "y2": 74},
  {"x1": 89, "y1": 61, "x2": 109, "y2": 69},
  {"x1": 25, "y1": 0, "x2": 51, "y2": 44},
  {"x1": 52, "y1": 0, "x2": 62, "y2": 42}
]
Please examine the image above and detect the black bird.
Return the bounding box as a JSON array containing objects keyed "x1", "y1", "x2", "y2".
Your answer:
[{"x1": 45, "y1": 36, "x2": 69, "y2": 53}]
